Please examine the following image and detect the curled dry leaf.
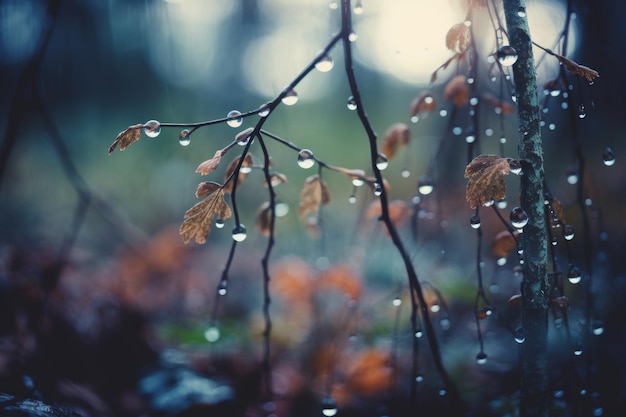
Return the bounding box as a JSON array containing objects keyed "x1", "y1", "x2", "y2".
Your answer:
[
  {"x1": 299, "y1": 174, "x2": 330, "y2": 218},
  {"x1": 195, "y1": 181, "x2": 222, "y2": 198},
  {"x1": 492, "y1": 229, "x2": 518, "y2": 258},
  {"x1": 380, "y1": 123, "x2": 411, "y2": 161},
  {"x1": 444, "y1": 75, "x2": 470, "y2": 106},
  {"x1": 481, "y1": 92, "x2": 515, "y2": 115},
  {"x1": 179, "y1": 188, "x2": 232, "y2": 244},
  {"x1": 464, "y1": 154, "x2": 511, "y2": 209},
  {"x1": 410, "y1": 91, "x2": 437, "y2": 118},
  {"x1": 256, "y1": 201, "x2": 273, "y2": 237},
  {"x1": 223, "y1": 154, "x2": 255, "y2": 193},
  {"x1": 558, "y1": 55, "x2": 600, "y2": 82},
  {"x1": 196, "y1": 149, "x2": 225, "y2": 175},
  {"x1": 445, "y1": 23, "x2": 470, "y2": 54},
  {"x1": 108, "y1": 124, "x2": 143, "y2": 154}
]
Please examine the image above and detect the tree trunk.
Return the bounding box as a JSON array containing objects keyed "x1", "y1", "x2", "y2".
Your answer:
[{"x1": 502, "y1": 2, "x2": 550, "y2": 417}]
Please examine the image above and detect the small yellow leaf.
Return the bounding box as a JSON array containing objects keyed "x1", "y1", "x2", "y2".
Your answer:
[
  {"x1": 108, "y1": 124, "x2": 143, "y2": 154},
  {"x1": 299, "y1": 174, "x2": 330, "y2": 218},
  {"x1": 380, "y1": 123, "x2": 411, "y2": 161},
  {"x1": 196, "y1": 149, "x2": 224, "y2": 176},
  {"x1": 464, "y1": 154, "x2": 511, "y2": 209},
  {"x1": 179, "y1": 188, "x2": 232, "y2": 244}
]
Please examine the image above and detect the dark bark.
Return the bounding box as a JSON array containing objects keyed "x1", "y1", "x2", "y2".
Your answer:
[{"x1": 502, "y1": 2, "x2": 550, "y2": 417}]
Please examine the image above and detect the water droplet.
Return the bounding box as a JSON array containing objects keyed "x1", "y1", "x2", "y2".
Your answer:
[
  {"x1": 438, "y1": 388, "x2": 447, "y2": 396},
  {"x1": 143, "y1": 120, "x2": 161, "y2": 138},
  {"x1": 258, "y1": 104, "x2": 270, "y2": 117},
  {"x1": 514, "y1": 326, "x2": 526, "y2": 343},
  {"x1": 500, "y1": 136, "x2": 507, "y2": 144},
  {"x1": 235, "y1": 127, "x2": 254, "y2": 146},
  {"x1": 373, "y1": 182, "x2": 383, "y2": 196},
  {"x1": 497, "y1": 199, "x2": 507, "y2": 209},
  {"x1": 567, "y1": 263, "x2": 582, "y2": 284},
  {"x1": 232, "y1": 224, "x2": 247, "y2": 242},
  {"x1": 297, "y1": 149, "x2": 315, "y2": 169},
  {"x1": 392, "y1": 297, "x2": 402, "y2": 307},
  {"x1": 275, "y1": 203, "x2": 290, "y2": 217},
  {"x1": 465, "y1": 134, "x2": 476, "y2": 143},
  {"x1": 376, "y1": 153, "x2": 388, "y2": 170},
  {"x1": 353, "y1": 0, "x2": 364, "y2": 14},
  {"x1": 452, "y1": 126, "x2": 462, "y2": 135},
  {"x1": 204, "y1": 326, "x2": 220, "y2": 342},
  {"x1": 321, "y1": 395, "x2": 338, "y2": 417},
  {"x1": 217, "y1": 279, "x2": 228, "y2": 296},
  {"x1": 348, "y1": 194, "x2": 357, "y2": 204},
  {"x1": 282, "y1": 89, "x2": 298, "y2": 105},
  {"x1": 470, "y1": 213, "x2": 481, "y2": 229},
  {"x1": 439, "y1": 109, "x2": 448, "y2": 117},
  {"x1": 578, "y1": 104, "x2": 587, "y2": 119},
  {"x1": 548, "y1": 123, "x2": 556, "y2": 131},
  {"x1": 418, "y1": 176, "x2": 434, "y2": 195},
  {"x1": 329, "y1": 1, "x2": 338, "y2": 9},
  {"x1": 603, "y1": 147, "x2": 615, "y2": 166},
  {"x1": 563, "y1": 224, "x2": 575, "y2": 241},
  {"x1": 440, "y1": 318, "x2": 451, "y2": 330},
  {"x1": 226, "y1": 110, "x2": 243, "y2": 128},
  {"x1": 315, "y1": 54, "x2": 334, "y2": 72},
  {"x1": 467, "y1": 77, "x2": 475, "y2": 85},
  {"x1": 179, "y1": 129, "x2": 191, "y2": 146},
  {"x1": 430, "y1": 304, "x2": 440, "y2": 313},
  {"x1": 476, "y1": 352, "x2": 488, "y2": 365},
  {"x1": 351, "y1": 177, "x2": 364, "y2": 187},
  {"x1": 215, "y1": 219, "x2": 225, "y2": 229},
  {"x1": 348, "y1": 31, "x2": 358, "y2": 42},
  {"x1": 566, "y1": 169, "x2": 579, "y2": 185},
  {"x1": 508, "y1": 159, "x2": 522, "y2": 175},
  {"x1": 401, "y1": 168, "x2": 410, "y2": 178},
  {"x1": 591, "y1": 320, "x2": 604, "y2": 336},
  {"x1": 415, "y1": 330, "x2": 423, "y2": 338},
  {"x1": 496, "y1": 45, "x2": 518, "y2": 66},
  {"x1": 510, "y1": 207, "x2": 529, "y2": 229},
  {"x1": 593, "y1": 407, "x2": 604, "y2": 416},
  {"x1": 346, "y1": 96, "x2": 357, "y2": 110},
  {"x1": 497, "y1": 257, "x2": 507, "y2": 266},
  {"x1": 485, "y1": 128, "x2": 494, "y2": 137},
  {"x1": 573, "y1": 344, "x2": 583, "y2": 356},
  {"x1": 517, "y1": 6, "x2": 527, "y2": 17}
]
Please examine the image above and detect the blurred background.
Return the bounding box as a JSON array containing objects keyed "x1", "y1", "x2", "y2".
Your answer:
[{"x1": 0, "y1": 0, "x2": 625, "y2": 416}]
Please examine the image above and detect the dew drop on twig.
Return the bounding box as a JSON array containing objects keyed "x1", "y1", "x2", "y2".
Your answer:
[
  {"x1": 567, "y1": 263, "x2": 582, "y2": 284},
  {"x1": 297, "y1": 149, "x2": 315, "y2": 169},
  {"x1": 143, "y1": 120, "x2": 161, "y2": 138},
  {"x1": 496, "y1": 45, "x2": 518, "y2": 66},
  {"x1": 346, "y1": 96, "x2": 357, "y2": 110},
  {"x1": 204, "y1": 326, "x2": 220, "y2": 343},
  {"x1": 282, "y1": 89, "x2": 298, "y2": 105},
  {"x1": 470, "y1": 213, "x2": 481, "y2": 229},
  {"x1": 226, "y1": 110, "x2": 243, "y2": 128},
  {"x1": 376, "y1": 153, "x2": 389, "y2": 170},
  {"x1": 476, "y1": 352, "x2": 488, "y2": 365},
  {"x1": 315, "y1": 54, "x2": 334, "y2": 72},
  {"x1": 563, "y1": 224, "x2": 575, "y2": 241},
  {"x1": 603, "y1": 147, "x2": 615, "y2": 166},
  {"x1": 514, "y1": 326, "x2": 526, "y2": 343},
  {"x1": 232, "y1": 224, "x2": 247, "y2": 242},
  {"x1": 179, "y1": 129, "x2": 191, "y2": 146},
  {"x1": 321, "y1": 395, "x2": 338, "y2": 417},
  {"x1": 510, "y1": 207, "x2": 529, "y2": 229}
]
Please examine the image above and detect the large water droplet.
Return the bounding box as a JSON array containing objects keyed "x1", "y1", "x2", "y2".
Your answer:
[
  {"x1": 315, "y1": 54, "x2": 334, "y2": 72},
  {"x1": 578, "y1": 104, "x2": 587, "y2": 119},
  {"x1": 215, "y1": 219, "x2": 225, "y2": 229},
  {"x1": 348, "y1": 31, "x2": 358, "y2": 42},
  {"x1": 297, "y1": 149, "x2": 315, "y2": 169},
  {"x1": 566, "y1": 169, "x2": 579, "y2": 184},
  {"x1": 217, "y1": 279, "x2": 228, "y2": 296},
  {"x1": 392, "y1": 297, "x2": 402, "y2": 307},
  {"x1": 510, "y1": 207, "x2": 529, "y2": 229},
  {"x1": 373, "y1": 182, "x2": 383, "y2": 196},
  {"x1": 476, "y1": 352, "x2": 488, "y2": 365},
  {"x1": 418, "y1": 176, "x2": 434, "y2": 195},
  {"x1": 232, "y1": 224, "x2": 247, "y2": 242},
  {"x1": 351, "y1": 177, "x2": 364, "y2": 187},
  {"x1": 514, "y1": 326, "x2": 526, "y2": 343},
  {"x1": 258, "y1": 104, "x2": 270, "y2": 117},
  {"x1": 144, "y1": 120, "x2": 161, "y2": 138},
  {"x1": 567, "y1": 263, "x2": 582, "y2": 284},
  {"x1": 573, "y1": 344, "x2": 583, "y2": 356},
  {"x1": 496, "y1": 45, "x2": 518, "y2": 66},
  {"x1": 603, "y1": 147, "x2": 615, "y2": 166},
  {"x1": 346, "y1": 96, "x2": 357, "y2": 110},
  {"x1": 321, "y1": 395, "x2": 338, "y2": 417},
  {"x1": 179, "y1": 129, "x2": 191, "y2": 146},
  {"x1": 282, "y1": 89, "x2": 298, "y2": 105},
  {"x1": 470, "y1": 213, "x2": 481, "y2": 229},
  {"x1": 235, "y1": 127, "x2": 254, "y2": 146},
  {"x1": 414, "y1": 330, "x2": 423, "y2": 338},
  {"x1": 563, "y1": 224, "x2": 575, "y2": 241},
  {"x1": 591, "y1": 320, "x2": 604, "y2": 336},
  {"x1": 508, "y1": 159, "x2": 522, "y2": 175},
  {"x1": 226, "y1": 110, "x2": 243, "y2": 128},
  {"x1": 517, "y1": 6, "x2": 527, "y2": 17},
  {"x1": 204, "y1": 326, "x2": 220, "y2": 342},
  {"x1": 376, "y1": 153, "x2": 388, "y2": 170}
]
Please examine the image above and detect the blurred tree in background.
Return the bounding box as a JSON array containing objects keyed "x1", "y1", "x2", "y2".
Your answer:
[{"x1": 0, "y1": 0, "x2": 625, "y2": 416}]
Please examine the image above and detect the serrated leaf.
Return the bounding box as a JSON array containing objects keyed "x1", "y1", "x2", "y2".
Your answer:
[
  {"x1": 196, "y1": 149, "x2": 225, "y2": 175},
  {"x1": 299, "y1": 174, "x2": 330, "y2": 218},
  {"x1": 195, "y1": 181, "x2": 222, "y2": 198},
  {"x1": 380, "y1": 123, "x2": 411, "y2": 161},
  {"x1": 108, "y1": 124, "x2": 143, "y2": 154},
  {"x1": 464, "y1": 154, "x2": 511, "y2": 209},
  {"x1": 445, "y1": 23, "x2": 470, "y2": 54},
  {"x1": 179, "y1": 189, "x2": 232, "y2": 244},
  {"x1": 444, "y1": 75, "x2": 469, "y2": 106},
  {"x1": 223, "y1": 154, "x2": 254, "y2": 193}
]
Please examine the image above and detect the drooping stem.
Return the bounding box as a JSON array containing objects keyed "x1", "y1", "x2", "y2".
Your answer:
[{"x1": 502, "y1": 1, "x2": 550, "y2": 417}]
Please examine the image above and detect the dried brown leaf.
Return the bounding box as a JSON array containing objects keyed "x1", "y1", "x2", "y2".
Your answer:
[
  {"x1": 195, "y1": 181, "x2": 222, "y2": 198},
  {"x1": 196, "y1": 149, "x2": 224, "y2": 175},
  {"x1": 492, "y1": 230, "x2": 518, "y2": 258},
  {"x1": 444, "y1": 75, "x2": 470, "y2": 106},
  {"x1": 223, "y1": 154, "x2": 254, "y2": 193},
  {"x1": 265, "y1": 172, "x2": 288, "y2": 187},
  {"x1": 256, "y1": 201, "x2": 273, "y2": 237},
  {"x1": 179, "y1": 189, "x2": 232, "y2": 244},
  {"x1": 317, "y1": 264, "x2": 362, "y2": 301},
  {"x1": 365, "y1": 199, "x2": 409, "y2": 227},
  {"x1": 558, "y1": 55, "x2": 600, "y2": 82},
  {"x1": 507, "y1": 293, "x2": 522, "y2": 306},
  {"x1": 464, "y1": 154, "x2": 510, "y2": 209},
  {"x1": 380, "y1": 123, "x2": 411, "y2": 161},
  {"x1": 108, "y1": 124, "x2": 143, "y2": 154},
  {"x1": 299, "y1": 174, "x2": 330, "y2": 218},
  {"x1": 445, "y1": 23, "x2": 470, "y2": 54},
  {"x1": 410, "y1": 92, "x2": 437, "y2": 117},
  {"x1": 481, "y1": 92, "x2": 515, "y2": 115}
]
